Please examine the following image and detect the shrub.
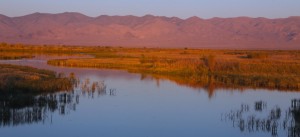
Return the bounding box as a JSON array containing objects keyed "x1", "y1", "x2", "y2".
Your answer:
[
  {"x1": 202, "y1": 55, "x2": 216, "y2": 71},
  {"x1": 247, "y1": 52, "x2": 269, "y2": 59}
]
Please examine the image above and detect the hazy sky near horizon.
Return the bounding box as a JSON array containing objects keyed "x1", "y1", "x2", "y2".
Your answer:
[{"x1": 0, "y1": 0, "x2": 299, "y2": 19}]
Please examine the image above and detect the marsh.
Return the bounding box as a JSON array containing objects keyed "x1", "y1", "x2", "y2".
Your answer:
[{"x1": 0, "y1": 52, "x2": 299, "y2": 137}]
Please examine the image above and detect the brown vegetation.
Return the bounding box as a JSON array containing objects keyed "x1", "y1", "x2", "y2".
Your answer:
[
  {"x1": 0, "y1": 63, "x2": 75, "y2": 93},
  {"x1": 1, "y1": 43, "x2": 300, "y2": 91}
]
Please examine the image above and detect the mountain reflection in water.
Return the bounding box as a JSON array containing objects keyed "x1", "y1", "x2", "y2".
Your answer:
[
  {"x1": 222, "y1": 99, "x2": 300, "y2": 137},
  {"x1": 0, "y1": 78, "x2": 115, "y2": 127}
]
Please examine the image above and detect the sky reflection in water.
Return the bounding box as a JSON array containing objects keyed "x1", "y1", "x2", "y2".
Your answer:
[{"x1": 0, "y1": 58, "x2": 299, "y2": 137}]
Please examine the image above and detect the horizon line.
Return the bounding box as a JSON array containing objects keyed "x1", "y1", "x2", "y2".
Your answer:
[{"x1": 1, "y1": 11, "x2": 300, "y2": 20}]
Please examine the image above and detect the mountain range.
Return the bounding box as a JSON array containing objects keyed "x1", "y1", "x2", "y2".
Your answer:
[{"x1": 0, "y1": 12, "x2": 299, "y2": 49}]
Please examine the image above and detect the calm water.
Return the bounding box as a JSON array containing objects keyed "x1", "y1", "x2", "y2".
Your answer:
[{"x1": 0, "y1": 56, "x2": 300, "y2": 137}]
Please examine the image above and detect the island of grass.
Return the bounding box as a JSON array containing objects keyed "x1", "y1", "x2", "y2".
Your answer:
[{"x1": 0, "y1": 64, "x2": 75, "y2": 93}]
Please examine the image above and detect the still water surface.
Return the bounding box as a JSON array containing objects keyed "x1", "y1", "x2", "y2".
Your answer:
[{"x1": 0, "y1": 56, "x2": 299, "y2": 137}]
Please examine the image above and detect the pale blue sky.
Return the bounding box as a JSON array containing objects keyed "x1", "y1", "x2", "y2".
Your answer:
[{"x1": 0, "y1": 0, "x2": 299, "y2": 19}]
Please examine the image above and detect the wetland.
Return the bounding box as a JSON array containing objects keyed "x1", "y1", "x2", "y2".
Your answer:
[{"x1": 0, "y1": 43, "x2": 300, "y2": 137}]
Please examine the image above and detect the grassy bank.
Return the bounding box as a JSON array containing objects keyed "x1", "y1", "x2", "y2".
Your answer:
[
  {"x1": 47, "y1": 48, "x2": 300, "y2": 90},
  {"x1": 1, "y1": 43, "x2": 300, "y2": 91},
  {"x1": 0, "y1": 52, "x2": 34, "y2": 60},
  {"x1": 0, "y1": 63, "x2": 78, "y2": 127},
  {"x1": 0, "y1": 64, "x2": 75, "y2": 93}
]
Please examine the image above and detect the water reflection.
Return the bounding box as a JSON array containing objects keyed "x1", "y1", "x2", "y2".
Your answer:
[
  {"x1": 222, "y1": 99, "x2": 300, "y2": 137},
  {"x1": 2, "y1": 58, "x2": 300, "y2": 137},
  {"x1": 79, "y1": 78, "x2": 116, "y2": 97},
  {"x1": 0, "y1": 92, "x2": 77, "y2": 127},
  {"x1": 0, "y1": 78, "x2": 115, "y2": 127},
  {"x1": 80, "y1": 79, "x2": 107, "y2": 98}
]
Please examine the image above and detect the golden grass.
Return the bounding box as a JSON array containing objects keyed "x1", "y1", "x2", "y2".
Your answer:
[
  {"x1": 1, "y1": 43, "x2": 300, "y2": 90},
  {"x1": 0, "y1": 63, "x2": 75, "y2": 93}
]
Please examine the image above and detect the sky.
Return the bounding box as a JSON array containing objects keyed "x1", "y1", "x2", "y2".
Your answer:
[{"x1": 0, "y1": 0, "x2": 299, "y2": 19}]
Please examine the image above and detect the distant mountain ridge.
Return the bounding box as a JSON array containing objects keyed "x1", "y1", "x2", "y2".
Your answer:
[{"x1": 0, "y1": 12, "x2": 300, "y2": 49}]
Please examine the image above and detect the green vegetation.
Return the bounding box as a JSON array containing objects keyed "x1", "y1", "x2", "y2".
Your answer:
[{"x1": 1, "y1": 43, "x2": 300, "y2": 91}]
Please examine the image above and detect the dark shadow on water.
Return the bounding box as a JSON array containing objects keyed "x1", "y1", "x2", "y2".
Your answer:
[
  {"x1": 222, "y1": 99, "x2": 300, "y2": 137},
  {"x1": 0, "y1": 92, "x2": 78, "y2": 127},
  {"x1": 0, "y1": 77, "x2": 115, "y2": 128}
]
